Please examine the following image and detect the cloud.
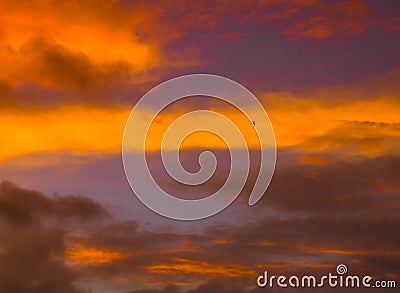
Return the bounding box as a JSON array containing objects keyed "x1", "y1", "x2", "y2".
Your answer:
[
  {"x1": 0, "y1": 105, "x2": 130, "y2": 161},
  {"x1": 0, "y1": 181, "x2": 110, "y2": 292},
  {"x1": 0, "y1": 0, "x2": 157, "y2": 91},
  {"x1": 0, "y1": 180, "x2": 109, "y2": 225},
  {"x1": 23, "y1": 38, "x2": 132, "y2": 90},
  {"x1": 66, "y1": 212, "x2": 400, "y2": 291},
  {"x1": 282, "y1": 0, "x2": 373, "y2": 40},
  {"x1": 62, "y1": 149, "x2": 400, "y2": 288},
  {"x1": 0, "y1": 224, "x2": 86, "y2": 293},
  {"x1": 1, "y1": 0, "x2": 393, "y2": 95},
  {"x1": 1, "y1": 93, "x2": 399, "y2": 161},
  {"x1": 145, "y1": 258, "x2": 256, "y2": 278},
  {"x1": 1, "y1": 36, "x2": 140, "y2": 91},
  {"x1": 0, "y1": 2, "x2": 399, "y2": 290},
  {"x1": 125, "y1": 284, "x2": 181, "y2": 293},
  {"x1": 300, "y1": 120, "x2": 400, "y2": 157},
  {"x1": 0, "y1": 174, "x2": 399, "y2": 292},
  {"x1": 132, "y1": 0, "x2": 378, "y2": 44},
  {"x1": 0, "y1": 0, "x2": 398, "y2": 115},
  {"x1": 263, "y1": 96, "x2": 400, "y2": 156},
  {"x1": 375, "y1": 16, "x2": 400, "y2": 32},
  {"x1": 66, "y1": 244, "x2": 131, "y2": 266}
]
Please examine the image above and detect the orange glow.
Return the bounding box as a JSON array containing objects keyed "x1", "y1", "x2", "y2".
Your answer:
[
  {"x1": 300, "y1": 262, "x2": 333, "y2": 269},
  {"x1": 376, "y1": 179, "x2": 400, "y2": 193},
  {"x1": 301, "y1": 246, "x2": 400, "y2": 256},
  {"x1": 142, "y1": 105, "x2": 261, "y2": 152},
  {"x1": 258, "y1": 241, "x2": 275, "y2": 247},
  {"x1": 264, "y1": 96, "x2": 400, "y2": 158},
  {"x1": 385, "y1": 273, "x2": 398, "y2": 280},
  {"x1": 0, "y1": 0, "x2": 157, "y2": 88},
  {"x1": 1, "y1": 96, "x2": 400, "y2": 161},
  {"x1": 212, "y1": 239, "x2": 229, "y2": 244},
  {"x1": 320, "y1": 249, "x2": 399, "y2": 256},
  {"x1": 66, "y1": 244, "x2": 131, "y2": 265},
  {"x1": 0, "y1": 106, "x2": 130, "y2": 161},
  {"x1": 299, "y1": 154, "x2": 335, "y2": 166},
  {"x1": 255, "y1": 263, "x2": 291, "y2": 269},
  {"x1": 146, "y1": 258, "x2": 256, "y2": 278}
]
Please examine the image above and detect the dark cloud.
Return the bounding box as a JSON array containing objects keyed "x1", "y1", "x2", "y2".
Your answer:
[
  {"x1": 69, "y1": 213, "x2": 399, "y2": 291},
  {"x1": 0, "y1": 43, "x2": 142, "y2": 109},
  {"x1": 1, "y1": 146, "x2": 399, "y2": 291},
  {"x1": 39, "y1": 150, "x2": 397, "y2": 291},
  {"x1": 0, "y1": 224, "x2": 86, "y2": 293},
  {"x1": 125, "y1": 284, "x2": 181, "y2": 293},
  {"x1": 0, "y1": 1, "x2": 399, "y2": 292},
  {"x1": 300, "y1": 120, "x2": 400, "y2": 158},
  {"x1": 0, "y1": 180, "x2": 110, "y2": 225},
  {"x1": 0, "y1": 181, "x2": 109, "y2": 292},
  {"x1": 146, "y1": 143, "x2": 400, "y2": 217},
  {"x1": 1, "y1": 167, "x2": 399, "y2": 292},
  {"x1": 265, "y1": 155, "x2": 400, "y2": 216},
  {"x1": 19, "y1": 37, "x2": 132, "y2": 91}
]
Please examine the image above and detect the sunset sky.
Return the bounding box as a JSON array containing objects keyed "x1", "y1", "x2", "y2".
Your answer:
[{"x1": 0, "y1": 0, "x2": 399, "y2": 292}]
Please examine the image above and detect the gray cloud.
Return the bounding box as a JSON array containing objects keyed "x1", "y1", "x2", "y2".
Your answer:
[
  {"x1": 0, "y1": 181, "x2": 110, "y2": 292},
  {"x1": 0, "y1": 149, "x2": 399, "y2": 292},
  {"x1": 0, "y1": 181, "x2": 110, "y2": 225}
]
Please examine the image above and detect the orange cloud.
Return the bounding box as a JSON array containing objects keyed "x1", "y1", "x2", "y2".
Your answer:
[
  {"x1": 255, "y1": 263, "x2": 291, "y2": 269},
  {"x1": 66, "y1": 244, "x2": 131, "y2": 265},
  {"x1": 0, "y1": 0, "x2": 393, "y2": 93},
  {"x1": 146, "y1": 258, "x2": 256, "y2": 278},
  {"x1": 282, "y1": 0, "x2": 373, "y2": 40},
  {"x1": 0, "y1": 105, "x2": 130, "y2": 161},
  {"x1": 299, "y1": 154, "x2": 336, "y2": 166},
  {"x1": 0, "y1": 0, "x2": 158, "y2": 88},
  {"x1": 1, "y1": 95, "x2": 399, "y2": 161},
  {"x1": 263, "y1": 95, "x2": 400, "y2": 155},
  {"x1": 301, "y1": 246, "x2": 400, "y2": 256},
  {"x1": 376, "y1": 179, "x2": 400, "y2": 193},
  {"x1": 135, "y1": 0, "x2": 378, "y2": 44},
  {"x1": 212, "y1": 239, "x2": 230, "y2": 244}
]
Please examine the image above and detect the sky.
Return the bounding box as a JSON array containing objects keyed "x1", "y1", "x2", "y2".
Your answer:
[{"x1": 0, "y1": 0, "x2": 399, "y2": 292}]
